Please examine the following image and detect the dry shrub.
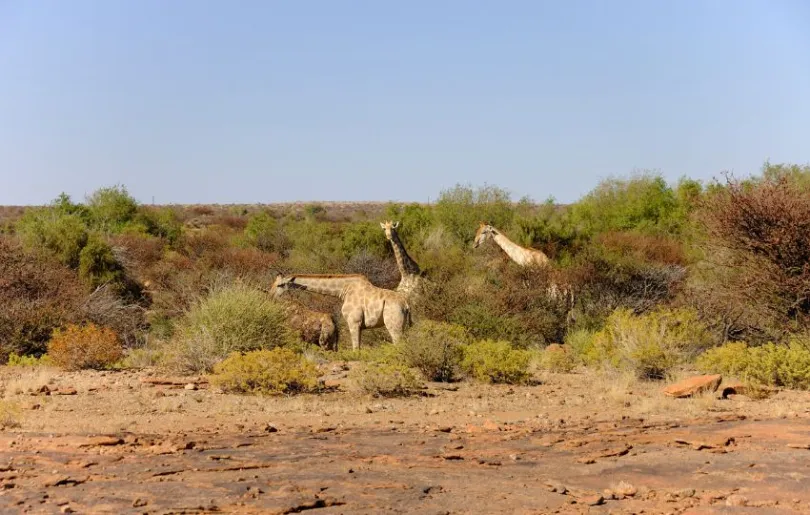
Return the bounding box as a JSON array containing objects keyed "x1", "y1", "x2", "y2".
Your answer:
[
  {"x1": 210, "y1": 348, "x2": 320, "y2": 395},
  {"x1": 539, "y1": 345, "x2": 577, "y2": 373},
  {"x1": 344, "y1": 249, "x2": 400, "y2": 289},
  {"x1": 398, "y1": 320, "x2": 469, "y2": 382},
  {"x1": 0, "y1": 400, "x2": 22, "y2": 429},
  {"x1": 693, "y1": 173, "x2": 810, "y2": 341},
  {"x1": 162, "y1": 283, "x2": 300, "y2": 374},
  {"x1": 697, "y1": 338, "x2": 810, "y2": 390},
  {"x1": 79, "y1": 284, "x2": 146, "y2": 347},
  {"x1": 349, "y1": 362, "x2": 424, "y2": 397},
  {"x1": 47, "y1": 323, "x2": 123, "y2": 371},
  {"x1": 209, "y1": 213, "x2": 248, "y2": 230},
  {"x1": 460, "y1": 339, "x2": 532, "y2": 384},
  {"x1": 583, "y1": 307, "x2": 711, "y2": 379},
  {"x1": 108, "y1": 233, "x2": 165, "y2": 275},
  {"x1": 202, "y1": 247, "x2": 280, "y2": 279},
  {"x1": 596, "y1": 231, "x2": 687, "y2": 266},
  {"x1": 189, "y1": 205, "x2": 215, "y2": 216},
  {"x1": 567, "y1": 243, "x2": 686, "y2": 328},
  {"x1": 0, "y1": 237, "x2": 83, "y2": 359},
  {"x1": 178, "y1": 229, "x2": 230, "y2": 260}
]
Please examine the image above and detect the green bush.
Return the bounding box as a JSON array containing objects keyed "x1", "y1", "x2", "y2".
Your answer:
[
  {"x1": 585, "y1": 307, "x2": 711, "y2": 379},
  {"x1": 78, "y1": 238, "x2": 127, "y2": 290},
  {"x1": 697, "y1": 339, "x2": 810, "y2": 390},
  {"x1": 6, "y1": 352, "x2": 52, "y2": 367},
  {"x1": 243, "y1": 212, "x2": 287, "y2": 253},
  {"x1": 570, "y1": 172, "x2": 693, "y2": 237},
  {"x1": 398, "y1": 320, "x2": 470, "y2": 382},
  {"x1": 210, "y1": 348, "x2": 320, "y2": 395},
  {"x1": 434, "y1": 184, "x2": 515, "y2": 245},
  {"x1": 17, "y1": 208, "x2": 89, "y2": 268},
  {"x1": 460, "y1": 339, "x2": 532, "y2": 384},
  {"x1": 162, "y1": 283, "x2": 301, "y2": 373},
  {"x1": 340, "y1": 221, "x2": 389, "y2": 260},
  {"x1": 538, "y1": 345, "x2": 577, "y2": 373},
  {"x1": 331, "y1": 344, "x2": 401, "y2": 364},
  {"x1": 349, "y1": 362, "x2": 424, "y2": 397},
  {"x1": 137, "y1": 207, "x2": 183, "y2": 244},
  {"x1": 86, "y1": 185, "x2": 139, "y2": 232}
]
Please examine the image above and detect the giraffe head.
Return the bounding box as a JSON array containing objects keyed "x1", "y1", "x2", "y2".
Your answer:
[
  {"x1": 269, "y1": 274, "x2": 294, "y2": 298},
  {"x1": 473, "y1": 222, "x2": 496, "y2": 249},
  {"x1": 379, "y1": 220, "x2": 400, "y2": 240}
]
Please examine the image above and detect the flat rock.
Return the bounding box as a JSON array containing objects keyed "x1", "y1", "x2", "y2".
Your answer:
[
  {"x1": 663, "y1": 375, "x2": 722, "y2": 398},
  {"x1": 578, "y1": 494, "x2": 604, "y2": 506}
]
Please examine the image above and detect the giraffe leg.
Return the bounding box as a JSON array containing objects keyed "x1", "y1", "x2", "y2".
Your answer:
[
  {"x1": 348, "y1": 323, "x2": 361, "y2": 351},
  {"x1": 383, "y1": 304, "x2": 407, "y2": 344}
]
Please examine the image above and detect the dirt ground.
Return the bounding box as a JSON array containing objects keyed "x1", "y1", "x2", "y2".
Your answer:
[{"x1": 1, "y1": 364, "x2": 810, "y2": 514}]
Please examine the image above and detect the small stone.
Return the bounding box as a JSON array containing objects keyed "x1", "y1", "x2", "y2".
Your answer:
[
  {"x1": 60, "y1": 507, "x2": 74, "y2": 514},
  {"x1": 614, "y1": 480, "x2": 637, "y2": 498},
  {"x1": 726, "y1": 494, "x2": 748, "y2": 507},
  {"x1": 365, "y1": 407, "x2": 374, "y2": 414},
  {"x1": 544, "y1": 480, "x2": 568, "y2": 494},
  {"x1": 264, "y1": 423, "x2": 278, "y2": 433},
  {"x1": 184, "y1": 383, "x2": 198, "y2": 391},
  {"x1": 132, "y1": 498, "x2": 147, "y2": 508},
  {"x1": 53, "y1": 387, "x2": 77, "y2": 396}
]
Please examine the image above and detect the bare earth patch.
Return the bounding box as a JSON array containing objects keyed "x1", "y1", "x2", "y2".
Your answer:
[{"x1": 1, "y1": 366, "x2": 810, "y2": 514}]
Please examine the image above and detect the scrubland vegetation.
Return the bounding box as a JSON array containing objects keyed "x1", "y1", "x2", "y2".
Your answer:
[{"x1": 3, "y1": 162, "x2": 810, "y2": 395}]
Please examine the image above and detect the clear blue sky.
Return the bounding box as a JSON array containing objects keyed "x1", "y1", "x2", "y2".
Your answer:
[{"x1": 2, "y1": 1, "x2": 809, "y2": 205}]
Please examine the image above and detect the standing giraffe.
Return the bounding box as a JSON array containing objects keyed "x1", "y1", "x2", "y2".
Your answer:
[
  {"x1": 270, "y1": 274, "x2": 411, "y2": 350},
  {"x1": 379, "y1": 220, "x2": 422, "y2": 296},
  {"x1": 472, "y1": 222, "x2": 574, "y2": 308}
]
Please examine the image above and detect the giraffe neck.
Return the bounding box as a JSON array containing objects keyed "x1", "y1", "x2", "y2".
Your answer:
[
  {"x1": 388, "y1": 230, "x2": 421, "y2": 277},
  {"x1": 492, "y1": 232, "x2": 547, "y2": 266},
  {"x1": 285, "y1": 275, "x2": 366, "y2": 299}
]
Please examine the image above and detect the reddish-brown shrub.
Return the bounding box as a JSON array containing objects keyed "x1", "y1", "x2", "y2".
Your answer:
[
  {"x1": 596, "y1": 231, "x2": 687, "y2": 266},
  {"x1": 178, "y1": 229, "x2": 230, "y2": 259},
  {"x1": 692, "y1": 173, "x2": 810, "y2": 340},
  {"x1": 209, "y1": 213, "x2": 248, "y2": 230},
  {"x1": 0, "y1": 237, "x2": 83, "y2": 359},
  {"x1": 202, "y1": 247, "x2": 280, "y2": 277},
  {"x1": 47, "y1": 323, "x2": 123, "y2": 370},
  {"x1": 108, "y1": 233, "x2": 165, "y2": 276}
]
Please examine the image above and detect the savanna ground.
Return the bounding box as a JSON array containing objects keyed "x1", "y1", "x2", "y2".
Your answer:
[
  {"x1": 4, "y1": 163, "x2": 810, "y2": 513},
  {"x1": 3, "y1": 362, "x2": 810, "y2": 515}
]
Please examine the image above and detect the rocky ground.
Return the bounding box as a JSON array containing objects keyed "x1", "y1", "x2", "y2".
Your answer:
[{"x1": 1, "y1": 365, "x2": 809, "y2": 514}]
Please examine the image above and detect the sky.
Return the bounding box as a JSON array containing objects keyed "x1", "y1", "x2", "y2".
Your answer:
[{"x1": 1, "y1": 1, "x2": 809, "y2": 206}]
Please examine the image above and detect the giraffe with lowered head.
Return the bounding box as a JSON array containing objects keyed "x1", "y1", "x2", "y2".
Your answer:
[
  {"x1": 270, "y1": 273, "x2": 411, "y2": 350},
  {"x1": 473, "y1": 222, "x2": 550, "y2": 266},
  {"x1": 473, "y1": 222, "x2": 574, "y2": 306},
  {"x1": 380, "y1": 220, "x2": 423, "y2": 296}
]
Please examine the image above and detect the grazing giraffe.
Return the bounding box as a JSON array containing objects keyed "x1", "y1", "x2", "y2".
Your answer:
[
  {"x1": 279, "y1": 298, "x2": 339, "y2": 350},
  {"x1": 473, "y1": 222, "x2": 550, "y2": 267},
  {"x1": 379, "y1": 220, "x2": 423, "y2": 296},
  {"x1": 270, "y1": 274, "x2": 411, "y2": 350},
  {"x1": 472, "y1": 222, "x2": 575, "y2": 308}
]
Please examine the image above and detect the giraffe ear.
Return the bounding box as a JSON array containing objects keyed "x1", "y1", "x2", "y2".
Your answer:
[
  {"x1": 380, "y1": 222, "x2": 386, "y2": 229},
  {"x1": 392, "y1": 221, "x2": 399, "y2": 229}
]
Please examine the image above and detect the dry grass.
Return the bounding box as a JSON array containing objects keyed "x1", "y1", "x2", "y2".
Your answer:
[{"x1": 0, "y1": 362, "x2": 807, "y2": 435}]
